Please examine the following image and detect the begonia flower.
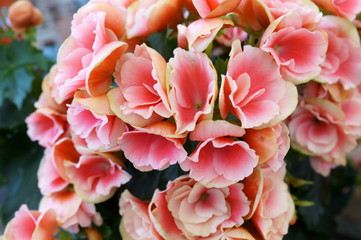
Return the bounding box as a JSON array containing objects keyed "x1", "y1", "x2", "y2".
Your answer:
[
  {"x1": 3, "y1": 205, "x2": 58, "y2": 240},
  {"x1": 168, "y1": 48, "x2": 218, "y2": 133},
  {"x1": 219, "y1": 40, "x2": 298, "y2": 128},
  {"x1": 316, "y1": 16, "x2": 361, "y2": 89},
  {"x1": 119, "y1": 190, "x2": 163, "y2": 240},
  {"x1": 67, "y1": 91, "x2": 127, "y2": 152},
  {"x1": 192, "y1": 0, "x2": 242, "y2": 18},
  {"x1": 181, "y1": 120, "x2": 258, "y2": 188},
  {"x1": 39, "y1": 190, "x2": 102, "y2": 233},
  {"x1": 119, "y1": 121, "x2": 187, "y2": 171},
  {"x1": 312, "y1": 0, "x2": 361, "y2": 21},
  {"x1": 109, "y1": 44, "x2": 172, "y2": 127},
  {"x1": 149, "y1": 176, "x2": 250, "y2": 240}
]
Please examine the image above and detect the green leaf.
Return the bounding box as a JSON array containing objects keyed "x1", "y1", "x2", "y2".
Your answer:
[
  {"x1": 0, "y1": 40, "x2": 47, "y2": 109},
  {"x1": 0, "y1": 127, "x2": 43, "y2": 226}
]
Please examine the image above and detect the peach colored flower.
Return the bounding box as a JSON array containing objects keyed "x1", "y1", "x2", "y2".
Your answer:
[
  {"x1": 109, "y1": 44, "x2": 172, "y2": 127},
  {"x1": 37, "y1": 65, "x2": 68, "y2": 114},
  {"x1": 3, "y1": 205, "x2": 58, "y2": 240},
  {"x1": 26, "y1": 108, "x2": 68, "y2": 148},
  {"x1": 216, "y1": 27, "x2": 248, "y2": 47},
  {"x1": 219, "y1": 41, "x2": 298, "y2": 128},
  {"x1": 260, "y1": 12, "x2": 328, "y2": 84},
  {"x1": 316, "y1": 16, "x2": 361, "y2": 89},
  {"x1": 236, "y1": 0, "x2": 321, "y2": 32},
  {"x1": 192, "y1": 0, "x2": 242, "y2": 18},
  {"x1": 37, "y1": 148, "x2": 69, "y2": 196},
  {"x1": 119, "y1": 190, "x2": 163, "y2": 240},
  {"x1": 177, "y1": 18, "x2": 233, "y2": 52},
  {"x1": 244, "y1": 123, "x2": 290, "y2": 172},
  {"x1": 181, "y1": 120, "x2": 258, "y2": 188},
  {"x1": 119, "y1": 122, "x2": 187, "y2": 171},
  {"x1": 149, "y1": 176, "x2": 250, "y2": 240},
  {"x1": 125, "y1": 0, "x2": 182, "y2": 39},
  {"x1": 67, "y1": 91, "x2": 127, "y2": 152},
  {"x1": 54, "y1": 1, "x2": 127, "y2": 102},
  {"x1": 52, "y1": 138, "x2": 131, "y2": 203},
  {"x1": 168, "y1": 48, "x2": 218, "y2": 133},
  {"x1": 244, "y1": 166, "x2": 295, "y2": 240},
  {"x1": 312, "y1": 0, "x2": 361, "y2": 21},
  {"x1": 287, "y1": 98, "x2": 357, "y2": 164},
  {"x1": 39, "y1": 190, "x2": 102, "y2": 233}
]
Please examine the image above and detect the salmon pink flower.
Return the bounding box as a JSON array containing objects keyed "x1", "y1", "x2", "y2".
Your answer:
[
  {"x1": 243, "y1": 166, "x2": 295, "y2": 240},
  {"x1": 178, "y1": 18, "x2": 233, "y2": 52},
  {"x1": 310, "y1": 157, "x2": 340, "y2": 177},
  {"x1": 168, "y1": 48, "x2": 218, "y2": 133},
  {"x1": 287, "y1": 98, "x2": 357, "y2": 164},
  {"x1": 119, "y1": 122, "x2": 187, "y2": 171},
  {"x1": 26, "y1": 108, "x2": 68, "y2": 148},
  {"x1": 54, "y1": 1, "x2": 128, "y2": 102},
  {"x1": 67, "y1": 91, "x2": 127, "y2": 152},
  {"x1": 244, "y1": 123, "x2": 290, "y2": 172},
  {"x1": 125, "y1": 0, "x2": 182, "y2": 39},
  {"x1": 219, "y1": 41, "x2": 298, "y2": 128},
  {"x1": 312, "y1": 0, "x2": 361, "y2": 21},
  {"x1": 181, "y1": 120, "x2": 258, "y2": 188},
  {"x1": 37, "y1": 148, "x2": 69, "y2": 196},
  {"x1": 52, "y1": 138, "x2": 131, "y2": 203},
  {"x1": 119, "y1": 190, "x2": 163, "y2": 240},
  {"x1": 3, "y1": 205, "x2": 58, "y2": 240},
  {"x1": 149, "y1": 176, "x2": 250, "y2": 240},
  {"x1": 260, "y1": 12, "x2": 328, "y2": 84},
  {"x1": 237, "y1": 0, "x2": 321, "y2": 31},
  {"x1": 316, "y1": 16, "x2": 361, "y2": 89},
  {"x1": 192, "y1": 0, "x2": 242, "y2": 18},
  {"x1": 39, "y1": 190, "x2": 102, "y2": 233},
  {"x1": 110, "y1": 44, "x2": 172, "y2": 127},
  {"x1": 216, "y1": 27, "x2": 248, "y2": 47}
]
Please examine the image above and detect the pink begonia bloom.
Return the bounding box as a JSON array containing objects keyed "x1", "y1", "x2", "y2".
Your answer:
[
  {"x1": 244, "y1": 123, "x2": 290, "y2": 172},
  {"x1": 237, "y1": 0, "x2": 321, "y2": 31},
  {"x1": 168, "y1": 48, "x2": 217, "y2": 133},
  {"x1": 37, "y1": 148, "x2": 69, "y2": 196},
  {"x1": 3, "y1": 205, "x2": 58, "y2": 240},
  {"x1": 39, "y1": 190, "x2": 102, "y2": 233},
  {"x1": 119, "y1": 190, "x2": 163, "y2": 240},
  {"x1": 310, "y1": 157, "x2": 340, "y2": 177},
  {"x1": 244, "y1": 166, "x2": 295, "y2": 240},
  {"x1": 125, "y1": 0, "x2": 182, "y2": 39},
  {"x1": 149, "y1": 176, "x2": 250, "y2": 240},
  {"x1": 52, "y1": 138, "x2": 130, "y2": 203},
  {"x1": 287, "y1": 98, "x2": 357, "y2": 164},
  {"x1": 119, "y1": 122, "x2": 187, "y2": 171},
  {"x1": 64, "y1": 154, "x2": 131, "y2": 203},
  {"x1": 192, "y1": 0, "x2": 242, "y2": 18},
  {"x1": 26, "y1": 108, "x2": 68, "y2": 148},
  {"x1": 302, "y1": 82, "x2": 361, "y2": 136},
  {"x1": 110, "y1": 44, "x2": 172, "y2": 127},
  {"x1": 177, "y1": 18, "x2": 233, "y2": 52},
  {"x1": 216, "y1": 27, "x2": 248, "y2": 47},
  {"x1": 37, "y1": 65, "x2": 68, "y2": 113},
  {"x1": 316, "y1": 16, "x2": 361, "y2": 90},
  {"x1": 54, "y1": 2, "x2": 127, "y2": 102},
  {"x1": 67, "y1": 92, "x2": 127, "y2": 152},
  {"x1": 219, "y1": 41, "x2": 298, "y2": 129},
  {"x1": 312, "y1": 0, "x2": 361, "y2": 21},
  {"x1": 181, "y1": 120, "x2": 258, "y2": 188},
  {"x1": 260, "y1": 12, "x2": 327, "y2": 84}
]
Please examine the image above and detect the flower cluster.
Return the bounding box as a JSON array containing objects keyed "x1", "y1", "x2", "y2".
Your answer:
[{"x1": 3, "y1": 0, "x2": 361, "y2": 239}]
